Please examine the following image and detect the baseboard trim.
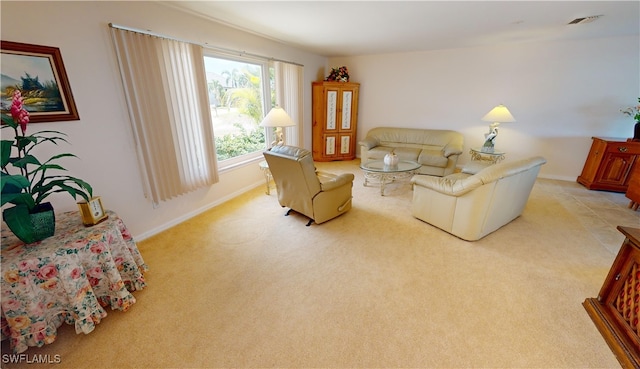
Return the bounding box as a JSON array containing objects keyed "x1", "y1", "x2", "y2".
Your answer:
[{"x1": 133, "y1": 180, "x2": 264, "y2": 241}]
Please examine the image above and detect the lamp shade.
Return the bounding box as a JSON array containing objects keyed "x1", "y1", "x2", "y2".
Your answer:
[
  {"x1": 259, "y1": 106, "x2": 296, "y2": 127},
  {"x1": 481, "y1": 104, "x2": 516, "y2": 123}
]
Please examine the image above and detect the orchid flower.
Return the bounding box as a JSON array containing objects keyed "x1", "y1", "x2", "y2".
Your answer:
[{"x1": 9, "y1": 90, "x2": 29, "y2": 134}]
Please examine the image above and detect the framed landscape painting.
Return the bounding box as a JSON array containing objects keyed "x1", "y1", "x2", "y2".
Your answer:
[{"x1": 1, "y1": 41, "x2": 79, "y2": 123}]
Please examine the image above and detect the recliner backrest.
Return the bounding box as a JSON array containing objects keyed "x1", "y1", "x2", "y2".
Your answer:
[{"x1": 263, "y1": 145, "x2": 321, "y2": 219}]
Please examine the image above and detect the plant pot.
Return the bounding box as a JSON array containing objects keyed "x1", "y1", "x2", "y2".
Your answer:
[
  {"x1": 3, "y1": 202, "x2": 56, "y2": 244},
  {"x1": 634, "y1": 122, "x2": 640, "y2": 140}
]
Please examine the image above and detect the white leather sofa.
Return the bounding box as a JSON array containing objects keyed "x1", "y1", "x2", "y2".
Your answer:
[
  {"x1": 359, "y1": 127, "x2": 464, "y2": 176},
  {"x1": 410, "y1": 156, "x2": 546, "y2": 241}
]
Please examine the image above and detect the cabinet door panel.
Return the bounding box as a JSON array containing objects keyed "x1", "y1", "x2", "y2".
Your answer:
[
  {"x1": 602, "y1": 246, "x2": 640, "y2": 349},
  {"x1": 341, "y1": 90, "x2": 352, "y2": 130},
  {"x1": 340, "y1": 135, "x2": 351, "y2": 155},
  {"x1": 325, "y1": 135, "x2": 337, "y2": 156},
  {"x1": 326, "y1": 90, "x2": 337, "y2": 130},
  {"x1": 584, "y1": 227, "x2": 640, "y2": 368},
  {"x1": 597, "y1": 153, "x2": 636, "y2": 186},
  {"x1": 579, "y1": 139, "x2": 606, "y2": 182}
]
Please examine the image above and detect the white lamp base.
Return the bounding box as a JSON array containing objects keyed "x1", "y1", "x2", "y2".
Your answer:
[
  {"x1": 270, "y1": 127, "x2": 286, "y2": 147},
  {"x1": 481, "y1": 122, "x2": 499, "y2": 153}
]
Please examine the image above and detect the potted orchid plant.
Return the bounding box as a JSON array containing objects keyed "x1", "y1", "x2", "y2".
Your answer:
[
  {"x1": 1, "y1": 90, "x2": 93, "y2": 243},
  {"x1": 621, "y1": 97, "x2": 640, "y2": 140}
]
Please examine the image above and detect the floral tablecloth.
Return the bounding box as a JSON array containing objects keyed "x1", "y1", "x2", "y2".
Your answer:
[{"x1": 0, "y1": 210, "x2": 148, "y2": 353}]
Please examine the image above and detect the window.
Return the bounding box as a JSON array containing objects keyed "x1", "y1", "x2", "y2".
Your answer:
[
  {"x1": 110, "y1": 23, "x2": 302, "y2": 205},
  {"x1": 203, "y1": 55, "x2": 274, "y2": 168}
]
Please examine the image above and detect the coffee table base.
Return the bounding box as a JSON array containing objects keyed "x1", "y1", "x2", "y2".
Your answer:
[{"x1": 363, "y1": 171, "x2": 415, "y2": 196}]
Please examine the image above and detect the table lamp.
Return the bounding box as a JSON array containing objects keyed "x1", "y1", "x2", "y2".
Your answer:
[
  {"x1": 260, "y1": 106, "x2": 296, "y2": 147},
  {"x1": 481, "y1": 104, "x2": 516, "y2": 153}
]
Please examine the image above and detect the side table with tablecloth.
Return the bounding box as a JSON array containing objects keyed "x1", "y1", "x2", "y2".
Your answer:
[{"x1": 1, "y1": 210, "x2": 148, "y2": 353}]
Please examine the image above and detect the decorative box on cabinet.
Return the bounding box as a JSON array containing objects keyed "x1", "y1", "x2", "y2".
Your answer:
[
  {"x1": 577, "y1": 137, "x2": 640, "y2": 193},
  {"x1": 583, "y1": 226, "x2": 640, "y2": 369},
  {"x1": 312, "y1": 81, "x2": 359, "y2": 161}
]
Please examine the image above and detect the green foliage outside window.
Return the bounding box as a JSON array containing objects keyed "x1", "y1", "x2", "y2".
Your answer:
[
  {"x1": 214, "y1": 123, "x2": 265, "y2": 161},
  {"x1": 206, "y1": 60, "x2": 272, "y2": 161}
]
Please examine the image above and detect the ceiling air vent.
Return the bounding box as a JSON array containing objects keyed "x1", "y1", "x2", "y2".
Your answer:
[{"x1": 568, "y1": 15, "x2": 603, "y2": 25}]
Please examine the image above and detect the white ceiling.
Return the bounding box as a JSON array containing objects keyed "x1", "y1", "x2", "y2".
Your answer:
[{"x1": 164, "y1": 1, "x2": 640, "y2": 57}]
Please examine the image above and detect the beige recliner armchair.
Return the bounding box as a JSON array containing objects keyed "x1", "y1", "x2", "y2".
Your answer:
[
  {"x1": 263, "y1": 145, "x2": 355, "y2": 226},
  {"x1": 410, "y1": 156, "x2": 546, "y2": 241}
]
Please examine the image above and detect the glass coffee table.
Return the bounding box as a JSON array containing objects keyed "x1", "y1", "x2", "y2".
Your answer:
[{"x1": 360, "y1": 160, "x2": 421, "y2": 196}]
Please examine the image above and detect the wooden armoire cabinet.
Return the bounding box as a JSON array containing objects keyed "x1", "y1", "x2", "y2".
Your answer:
[
  {"x1": 577, "y1": 137, "x2": 640, "y2": 192},
  {"x1": 583, "y1": 226, "x2": 640, "y2": 368},
  {"x1": 312, "y1": 81, "x2": 359, "y2": 161}
]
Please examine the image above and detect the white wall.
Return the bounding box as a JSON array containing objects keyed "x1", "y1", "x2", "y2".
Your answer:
[
  {"x1": 1, "y1": 1, "x2": 327, "y2": 239},
  {"x1": 329, "y1": 35, "x2": 640, "y2": 180}
]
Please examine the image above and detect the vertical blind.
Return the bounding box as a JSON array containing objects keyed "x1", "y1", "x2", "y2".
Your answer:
[
  {"x1": 111, "y1": 27, "x2": 219, "y2": 205},
  {"x1": 273, "y1": 61, "x2": 304, "y2": 147}
]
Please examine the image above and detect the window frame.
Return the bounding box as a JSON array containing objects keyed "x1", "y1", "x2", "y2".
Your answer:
[{"x1": 202, "y1": 51, "x2": 274, "y2": 171}]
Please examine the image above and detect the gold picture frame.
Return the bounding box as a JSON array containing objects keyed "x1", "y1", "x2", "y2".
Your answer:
[
  {"x1": 1, "y1": 40, "x2": 79, "y2": 123},
  {"x1": 77, "y1": 196, "x2": 108, "y2": 226}
]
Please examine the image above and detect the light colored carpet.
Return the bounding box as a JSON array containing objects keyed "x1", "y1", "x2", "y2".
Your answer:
[{"x1": 2, "y1": 159, "x2": 638, "y2": 368}]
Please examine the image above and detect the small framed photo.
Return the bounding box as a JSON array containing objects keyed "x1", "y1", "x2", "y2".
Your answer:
[
  {"x1": 1, "y1": 40, "x2": 79, "y2": 123},
  {"x1": 77, "y1": 197, "x2": 108, "y2": 226}
]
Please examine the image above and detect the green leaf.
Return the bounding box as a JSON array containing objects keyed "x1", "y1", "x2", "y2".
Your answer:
[
  {"x1": 1, "y1": 192, "x2": 35, "y2": 208},
  {"x1": 2, "y1": 204, "x2": 32, "y2": 239},
  {"x1": 0, "y1": 172, "x2": 31, "y2": 207},
  {"x1": 31, "y1": 176, "x2": 92, "y2": 204},
  {"x1": 1, "y1": 173, "x2": 30, "y2": 193},
  {"x1": 72, "y1": 178, "x2": 93, "y2": 199},
  {"x1": 15, "y1": 136, "x2": 37, "y2": 151},
  {"x1": 46, "y1": 153, "x2": 78, "y2": 161},
  {"x1": 1, "y1": 114, "x2": 17, "y2": 128},
  {"x1": 12, "y1": 154, "x2": 41, "y2": 169},
  {"x1": 1, "y1": 140, "x2": 13, "y2": 168},
  {"x1": 32, "y1": 130, "x2": 68, "y2": 137},
  {"x1": 33, "y1": 164, "x2": 66, "y2": 172}
]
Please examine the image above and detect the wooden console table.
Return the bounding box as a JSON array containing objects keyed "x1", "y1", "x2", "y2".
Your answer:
[
  {"x1": 583, "y1": 226, "x2": 640, "y2": 368},
  {"x1": 577, "y1": 137, "x2": 640, "y2": 193},
  {"x1": 0, "y1": 210, "x2": 148, "y2": 353}
]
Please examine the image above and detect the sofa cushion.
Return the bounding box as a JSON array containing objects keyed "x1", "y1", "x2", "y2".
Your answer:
[
  {"x1": 365, "y1": 127, "x2": 463, "y2": 156},
  {"x1": 367, "y1": 146, "x2": 395, "y2": 159},
  {"x1": 418, "y1": 150, "x2": 449, "y2": 168},
  {"x1": 393, "y1": 147, "x2": 422, "y2": 160}
]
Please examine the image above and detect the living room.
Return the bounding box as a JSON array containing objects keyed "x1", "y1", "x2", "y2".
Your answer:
[
  {"x1": 1, "y1": 1, "x2": 639, "y2": 367},
  {"x1": 1, "y1": 1, "x2": 637, "y2": 239}
]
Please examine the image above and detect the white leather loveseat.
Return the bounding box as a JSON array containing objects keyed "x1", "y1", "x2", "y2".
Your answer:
[
  {"x1": 359, "y1": 127, "x2": 464, "y2": 176},
  {"x1": 410, "y1": 156, "x2": 546, "y2": 241}
]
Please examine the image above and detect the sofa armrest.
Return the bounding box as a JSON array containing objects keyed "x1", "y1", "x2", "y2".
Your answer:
[
  {"x1": 358, "y1": 136, "x2": 379, "y2": 150},
  {"x1": 443, "y1": 142, "x2": 464, "y2": 157},
  {"x1": 318, "y1": 172, "x2": 355, "y2": 191},
  {"x1": 411, "y1": 173, "x2": 483, "y2": 196}
]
